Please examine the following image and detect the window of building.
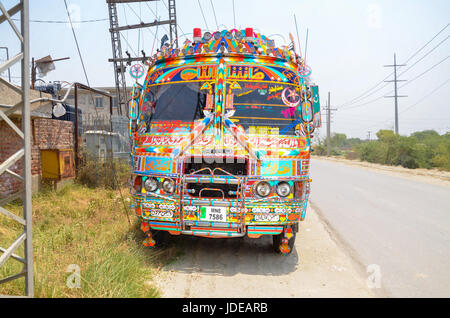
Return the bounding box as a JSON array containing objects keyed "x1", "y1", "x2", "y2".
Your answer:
[
  {"x1": 95, "y1": 97, "x2": 103, "y2": 108},
  {"x1": 112, "y1": 97, "x2": 118, "y2": 108}
]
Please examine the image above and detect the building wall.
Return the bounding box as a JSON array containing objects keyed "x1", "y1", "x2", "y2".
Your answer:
[
  {"x1": 62, "y1": 87, "x2": 132, "y2": 118},
  {"x1": 0, "y1": 117, "x2": 74, "y2": 198}
]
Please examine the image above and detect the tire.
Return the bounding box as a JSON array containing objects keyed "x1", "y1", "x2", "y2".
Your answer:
[
  {"x1": 151, "y1": 229, "x2": 171, "y2": 247},
  {"x1": 272, "y1": 231, "x2": 296, "y2": 255}
]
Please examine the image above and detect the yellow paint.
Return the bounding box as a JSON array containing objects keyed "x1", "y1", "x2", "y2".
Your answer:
[
  {"x1": 270, "y1": 127, "x2": 279, "y2": 135},
  {"x1": 41, "y1": 150, "x2": 59, "y2": 179},
  {"x1": 41, "y1": 149, "x2": 74, "y2": 180}
]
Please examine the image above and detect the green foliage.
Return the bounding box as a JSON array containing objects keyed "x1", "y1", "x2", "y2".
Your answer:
[
  {"x1": 313, "y1": 133, "x2": 363, "y2": 157},
  {"x1": 357, "y1": 141, "x2": 388, "y2": 163},
  {"x1": 312, "y1": 140, "x2": 327, "y2": 156},
  {"x1": 0, "y1": 183, "x2": 178, "y2": 297},
  {"x1": 316, "y1": 129, "x2": 450, "y2": 171}
]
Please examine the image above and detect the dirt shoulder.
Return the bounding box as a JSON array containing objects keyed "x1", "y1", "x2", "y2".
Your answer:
[
  {"x1": 313, "y1": 156, "x2": 450, "y2": 188},
  {"x1": 152, "y1": 205, "x2": 376, "y2": 298}
]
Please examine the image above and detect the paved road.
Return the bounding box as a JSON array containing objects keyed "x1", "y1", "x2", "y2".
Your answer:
[
  {"x1": 310, "y1": 158, "x2": 450, "y2": 297},
  {"x1": 155, "y1": 205, "x2": 373, "y2": 298}
]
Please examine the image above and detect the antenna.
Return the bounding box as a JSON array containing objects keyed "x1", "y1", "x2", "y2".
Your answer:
[
  {"x1": 293, "y1": 14, "x2": 302, "y2": 58},
  {"x1": 232, "y1": 0, "x2": 236, "y2": 29},
  {"x1": 304, "y1": 28, "x2": 309, "y2": 64}
]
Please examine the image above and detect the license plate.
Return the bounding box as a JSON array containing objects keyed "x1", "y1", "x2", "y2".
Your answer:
[{"x1": 200, "y1": 206, "x2": 227, "y2": 222}]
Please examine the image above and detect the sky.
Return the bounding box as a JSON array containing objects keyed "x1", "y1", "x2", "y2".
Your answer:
[{"x1": 1, "y1": 0, "x2": 449, "y2": 139}]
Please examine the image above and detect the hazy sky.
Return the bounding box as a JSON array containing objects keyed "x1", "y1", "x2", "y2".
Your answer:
[{"x1": 1, "y1": 0, "x2": 449, "y2": 139}]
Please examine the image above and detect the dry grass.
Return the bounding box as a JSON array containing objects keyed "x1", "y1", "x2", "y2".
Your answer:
[{"x1": 0, "y1": 183, "x2": 180, "y2": 297}]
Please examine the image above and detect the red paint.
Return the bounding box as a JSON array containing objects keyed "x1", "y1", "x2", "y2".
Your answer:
[{"x1": 193, "y1": 28, "x2": 202, "y2": 38}]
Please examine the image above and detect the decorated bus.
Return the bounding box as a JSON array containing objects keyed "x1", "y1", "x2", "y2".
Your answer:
[{"x1": 128, "y1": 28, "x2": 321, "y2": 255}]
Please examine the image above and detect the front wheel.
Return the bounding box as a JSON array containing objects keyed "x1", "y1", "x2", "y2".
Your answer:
[{"x1": 272, "y1": 230, "x2": 296, "y2": 255}]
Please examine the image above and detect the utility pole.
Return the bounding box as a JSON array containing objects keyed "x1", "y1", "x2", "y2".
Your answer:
[
  {"x1": 106, "y1": 0, "x2": 178, "y2": 117},
  {"x1": 168, "y1": 0, "x2": 178, "y2": 48},
  {"x1": 325, "y1": 91, "x2": 337, "y2": 157},
  {"x1": 107, "y1": 1, "x2": 127, "y2": 116},
  {"x1": 0, "y1": 46, "x2": 11, "y2": 82},
  {"x1": 367, "y1": 131, "x2": 371, "y2": 140},
  {"x1": 0, "y1": 0, "x2": 34, "y2": 297},
  {"x1": 384, "y1": 53, "x2": 407, "y2": 135}
]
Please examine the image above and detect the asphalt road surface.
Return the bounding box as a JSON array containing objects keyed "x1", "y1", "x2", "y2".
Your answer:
[
  {"x1": 310, "y1": 158, "x2": 450, "y2": 297},
  {"x1": 155, "y1": 204, "x2": 374, "y2": 298}
]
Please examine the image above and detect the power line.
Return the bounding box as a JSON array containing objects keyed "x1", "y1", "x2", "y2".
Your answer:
[
  {"x1": 339, "y1": 38, "x2": 449, "y2": 111},
  {"x1": 400, "y1": 77, "x2": 450, "y2": 115},
  {"x1": 210, "y1": 0, "x2": 219, "y2": 30},
  {"x1": 340, "y1": 54, "x2": 449, "y2": 111},
  {"x1": 144, "y1": 1, "x2": 170, "y2": 35},
  {"x1": 398, "y1": 35, "x2": 449, "y2": 77},
  {"x1": 120, "y1": 32, "x2": 139, "y2": 57},
  {"x1": 403, "y1": 23, "x2": 450, "y2": 64},
  {"x1": 340, "y1": 35, "x2": 449, "y2": 110},
  {"x1": 120, "y1": 1, "x2": 162, "y2": 58},
  {"x1": 339, "y1": 78, "x2": 392, "y2": 110},
  {"x1": 122, "y1": 5, "x2": 131, "y2": 54},
  {"x1": 161, "y1": 0, "x2": 185, "y2": 36},
  {"x1": 399, "y1": 55, "x2": 449, "y2": 89},
  {"x1": 338, "y1": 23, "x2": 450, "y2": 108},
  {"x1": 12, "y1": 17, "x2": 108, "y2": 23},
  {"x1": 198, "y1": 0, "x2": 209, "y2": 30},
  {"x1": 362, "y1": 76, "x2": 450, "y2": 130},
  {"x1": 63, "y1": 0, "x2": 90, "y2": 87},
  {"x1": 125, "y1": 2, "x2": 155, "y2": 37},
  {"x1": 64, "y1": 0, "x2": 102, "y2": 119}
]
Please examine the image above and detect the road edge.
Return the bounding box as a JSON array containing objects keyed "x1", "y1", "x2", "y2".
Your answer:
[
  {"x1": 309, "y1": 201, "x2": 391, "y2": 298},
  {"x1": 312, "y1": 156, "x2": 450, "y2": 188}
]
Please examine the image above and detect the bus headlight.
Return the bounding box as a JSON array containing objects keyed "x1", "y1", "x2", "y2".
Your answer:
[
  {"x1": 255, "y1": 181, "x2": 271, "y2": 197},
  {"x1": 144, "y1": 178, "x2": 158, "y2": 192},
  {"x1": 276, "y1": 181, "x2": 291, "y2": 197},
  {"x1": 162, "y1": 178, "x2": 175, "y2": 193}
]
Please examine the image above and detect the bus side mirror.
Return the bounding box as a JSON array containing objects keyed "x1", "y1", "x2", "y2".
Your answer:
[
  {"x1": 129, "y1": 99, "x2": 138, "y2": 120},
  {"x1": 129, "y1": 83, "x2": 142, "y2": 120},
  {"x1": 311, "y1": 85, "x2": 321, "y2": 128},
  {"x1": 128, "y1": 99, "x2": 139, "y2": 136}
]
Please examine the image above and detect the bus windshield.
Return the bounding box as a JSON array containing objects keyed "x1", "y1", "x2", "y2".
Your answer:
[
  {"x1": 138, "y1": 82, "x2": 208, "y2": 133},
  {"x1": 229, "y1": 81, "x2": 300, "y2": 135}
]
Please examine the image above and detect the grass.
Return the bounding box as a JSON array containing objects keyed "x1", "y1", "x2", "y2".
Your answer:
[{"x1": 0, "y1": 182, "x2": 180, "y2": 297}]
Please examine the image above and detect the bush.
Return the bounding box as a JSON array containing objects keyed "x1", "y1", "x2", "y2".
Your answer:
[
  {"x1": 313, "y1": 143, "x2": 326, "y2": 156},
  {"x1": 356, "y1": 141, "x2": 387, "y2": 164},
  {"x1": 345, "y1": 151, "x2": 359, "y2": 160},
  {"x1": 352, "y1": 129, "x2": 450, "y2": 171},
  {"x1": 76, "y1": 153, "x2": 131, "y2": 189}
]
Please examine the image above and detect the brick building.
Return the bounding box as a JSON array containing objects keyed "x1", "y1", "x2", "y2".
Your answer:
[{"x1": 0, "y1": 78, "x2": 75, "y2": 198}]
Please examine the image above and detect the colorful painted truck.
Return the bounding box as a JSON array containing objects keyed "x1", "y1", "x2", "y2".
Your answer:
[{"x1": 128, "y1": 28, "x2": 321, "y2": 255}]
